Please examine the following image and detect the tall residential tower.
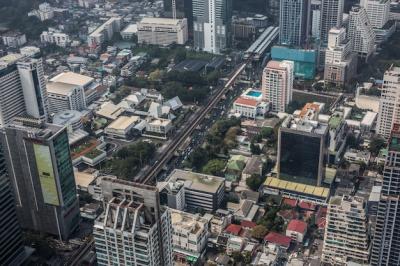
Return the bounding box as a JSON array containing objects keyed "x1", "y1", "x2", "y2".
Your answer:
[{"x1": 279, "y1": 0, "x2": 310, "y2": 47}]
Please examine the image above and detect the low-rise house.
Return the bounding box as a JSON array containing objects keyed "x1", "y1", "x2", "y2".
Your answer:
[
  {"x1": 226, "y1": 237, "x2": 245, "y2": 255},
  {"x1": 104, "y1": 115, "x2": 140, "y2": 139},
  {"x1": 264, "y1": 232, "x2": 291, "y2": 251},
  {"x1": 286, "y1": 220, "x2": 308, "y2": 243},
  {"x1": 344, "y1": 149, "x2": 371, "y2": 164},
  {"x1": 225, "y1": 155, "x2": 248, "y2": 182}
]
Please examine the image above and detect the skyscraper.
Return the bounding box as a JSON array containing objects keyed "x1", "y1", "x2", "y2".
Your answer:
[
  {"x1": 319, "y1": 0, "x2": 344, "y2": 43},
  {"x1": 376, "y1": 66, "x2": 400, "y2": 140},
  {"x1": 279, "y1": 0, "x2": 310, "y2": 47},
  {"x1": 262, "y1": 60, "x2": 294, "y2": 113},
  {"x1": 0, "y1": 53, "x2": 49, "y2": 126},
  {"x1": 361, "y1": 0, "x2": 390, "y2": 29},
  {"x1": 311, "y1": 0, "x2": 322, "y2": 39},
  {"x1": 193, "y1": 0, "x2": 232, "y2": 54},
  {"x1": 322, "y1": 195, "x2": 370, "y2": 265},
  {"x1": 348, "y1": 6, "x2": 376, "y2": 59},
  {"x1": 0, "y1": 143, "x2": 26, "y2": 265},
  {"x1": 93, "y1": 177, "x2": 173, "y2": 266},
  {"x1": 0, "y1": 119, "x2": 80, "y2": 240},
  {"x1": 164, "y1": 0, "x2": 193, "y2": 30},
  {"x1": 371, "y1": 124, "x2": 400, "y2": 265}
]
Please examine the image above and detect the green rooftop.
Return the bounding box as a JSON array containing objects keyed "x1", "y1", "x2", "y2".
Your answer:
[
  {"x1": 329, "y1": 115, "x2": 342, "y2": 129},
  {"x1": 390, "y1": 136, "x2": 400, "y2": 152}
]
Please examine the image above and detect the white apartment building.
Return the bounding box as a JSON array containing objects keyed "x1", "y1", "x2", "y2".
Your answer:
[
  {"x1": 348, "y1": 6, "x2": 376, "y2": 59},
  {"x1": 46, "y1": 72, "x2": 95, "y2": 114},
  {"x1": 170, "y1": 210, "x2": 209, "y2": 264},
  {"x1": 88, "y1": 17, "x2": 122, "y2": 48},
  {"x1": 1, "y1": 32, "x2": 27, "y2": 48},
  {"x1": 144, "y1": 118, "x2": 173, "y2": 139},
  {"x1": 376, "y1": 66, "x2": 400, "y2": 140},
  {"x1": 28, "y1": 2, "x2": 54, "y2": 21},
  {"x1": 320, "y1": 0, "x2": 344, "y2": 43},
  {"x1": 262, "y1": 60, "x2": 294, "y2": 113},
  {"x1": 361, "y1": 0, "x2": 390, "y2": 29},
  {"x1": 137, "y1": 17, "x2": 188, "y2": 45},
  {"x1": 0, "y1": 54, "x2": 49, "y2": 126},
  {"x1": 324, "y1": 27, "x2": 357, "y2": 85},
  {"x1": 322, "y1": 195, "x2": 370, "y2": 265},
  {"x1": 93, "y1": 178, "x2": 173, "y2": 266},
  {"x1": 40, "y1": 29, "x2": 71, "y2": 47}
]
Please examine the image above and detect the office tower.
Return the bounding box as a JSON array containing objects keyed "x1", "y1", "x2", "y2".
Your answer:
[
  {"x1": 311, "y1": 0, "x2": 322, "y2": 39},
  {"x1": 322, "y1": 195, "x2": 370, "y2": 265},
  {"x1": 348, "y1": 6, "x2": 376, "y2": 59},
  {"x1": 277, "y1": 113, "x2": 328, "y2": 186},
  {"x1": 324, "y1": 27, "x2": 357, "y2": 85},
  {"x1": 0, "y1": 144, "x2": 26, "y2": 265},
  {"x1": 94, "y1": 178, "x2": 173, "y2": 266},
  {"x1": 279, "y1": 0, "x2": 310, "y2": 47},
  {"x1": 262, "y1": 60, "x2": 294, "y2": 113},
  {"x1": 137, "y1": 17, "x2": 189, "y2": 45},
  {"x1": 267, "y1": 0, "x2": 281, "y2": 24},
  {"x1": 320, "y1": 0, "x2": 344, "y2": 43},
  {"x1": 193, "y1": 0, "x2": 232, "y2": 54},
  {"x1": 17, "y1": 57, "x2": 49, "y2": 122},
  {"x1": 0, "y1": 53, "x2": 49, "y2": 126},
  {"x1": 164, "y1": 0, "x2": 193, "y2": 30},
  {"x1": 361, "y1": 0, "x2": 390, "y2": 29},
  {"x1": 0, "y1": 119, "x2": 80, "y2": 240},
  {"x1": 371, "y1": 125, "x2": 400, "y2": 265},
  {"x1": 376, "y1": 66, "x2": 400, "y2": 140}
]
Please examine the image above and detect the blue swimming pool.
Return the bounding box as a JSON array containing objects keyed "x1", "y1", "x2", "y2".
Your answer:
[{"x1": 246, "y1": 90, "x2": 262, "y2": 97}]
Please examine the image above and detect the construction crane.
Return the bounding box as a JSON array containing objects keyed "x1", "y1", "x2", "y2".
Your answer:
[{"x1": 172, "y1": 0, "x2": 176, "y2": 20}]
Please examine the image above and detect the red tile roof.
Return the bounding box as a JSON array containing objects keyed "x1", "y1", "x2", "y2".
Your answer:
[
  {"x1": 241, "y1": 220, "x2": 257, "y2": 229},
  {"x1": 283, "y1": 198, "x2": 297, "y2": 208},
  {"x1": 225, "y1": 224, "x2": 242, "y2": 236},
  {"x1": 234, "y1": 97, "x2": 258, "y2": 107},
  {"x1": 264, "y1": 232, "x2": 291, "y2": 248},
  {"x1": 298, "y1": 201, "x2": 316, "y2": 210},
  {"x1": 287, "y1": 220, "x2": 308, "y2": 234}
]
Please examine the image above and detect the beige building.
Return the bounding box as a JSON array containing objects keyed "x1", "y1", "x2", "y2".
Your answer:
[
  {"x1": 104, "y1": 115, "x2": 140, "y2": 139},
  {"x1": 137, "y1": 17, "x2": 188, "y2": 45},
  {"x1": 170, "y1": 209, "x2": 209, "y2": 264},
  {"x1": 322, "y1": 195, "x2": 370, "y2": 265}
]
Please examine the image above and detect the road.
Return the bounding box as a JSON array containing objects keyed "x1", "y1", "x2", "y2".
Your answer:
[{"x1": 140, "y1": 61, "x2": 249, "y2": 184}]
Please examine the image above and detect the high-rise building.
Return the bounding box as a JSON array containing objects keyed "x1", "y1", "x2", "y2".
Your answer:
[
  {"x1": 267, "y1": 0, "x2": 280, "y2": 23},
  {"x1": 311, "y1": 0, "x2": 322, "y2": 39},
  {"x1": 279, "y1": 0, "x2": 310, "y2": 47},
  {"x1": 0, "y1": 53, "x2": 49, "y2": 126},
  {"x1": 324, "y1": 27, "x2": 357, "y2": 85},
  {"x1": 277, "y1": 112, "x2": 328, "y2": 186},
  {"x1": 376, "y1": 66, "x2": 400, "y2": 140},
  {"x1": 371, "y1": 125, "x2": 400, "y2": 265},
  {"x1": 0, "y1": 143, "x2": 26, "y2": 265},
  {"x1": 93, "y1": 177, "x2": 173, "y2": 266},
  {"x1": 348, "y1": 6, "x2": 376, "y2": 59},
  {"x1": 262, "y1": 60, "x2": 294, "y2": 113},
  {"x1": 361, "y1": 0, "x2": 390, "y2": 29},
  {"x1": 0, "y1": 119, "x2": 80, "y2": 240},
  {"x1": 322, "y1": 195, "x2": 370, "y2": 265},
  {"x1": 193, "y1": 0, "x2": 232, "y2": 54},
  {"x1": 137, "y1": 17, "x2": 189, "y2": 45},
  {"x1": 319, "y1": 0, "x2": 344, "y2": 43}
]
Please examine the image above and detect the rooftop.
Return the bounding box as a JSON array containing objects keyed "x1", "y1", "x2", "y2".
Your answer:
[
  {"x1": 167, "y1": 169, "x2": 224, "y2": 194},
  {"x1": 139, "y1": 17, "x2": 184, "y2": 26},
  {"x1": 287, "y1": 219, "x2": 307, "y2": 233},
  {"x1": 106, "y1": 116, "x2": 140, "y2": 130},
  {"x1": 264, "y1": 177, "x2": 330, "y2": 199},
  {"x1": 264, "y1": 232, "x2": 291, "y2": 248},
  {"x1": 234, "y1": 97, "x2": 258, "y2": 107},
  {"x1": 225, "y1": 224, "x2": 242, "y2": 236},
  {"x1": 50, "y1": 72, "x2": 94, "y2": 86}
]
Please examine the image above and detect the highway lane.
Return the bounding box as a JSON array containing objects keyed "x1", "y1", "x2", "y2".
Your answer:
[{"x1": 141, "y1": 61, "x2": 249, "y2": 184}]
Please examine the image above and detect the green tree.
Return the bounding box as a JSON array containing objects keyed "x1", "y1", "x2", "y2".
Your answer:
[
  {"x1": 369, "y1": 136, "x2": 386, "y2": 156},
  {"x1": 246, "y1": 174, "x2": 264, "y2": 191},
  {"x1": 188, "y1": 147, "x2": 209, "y2": 170},
  {"x1": 202, "y1": 159, "x2": 226, "y2": 176},
  {"x1": 250, "y1": 141, "x2": 261, "y2": 155},
  {"x1": 251, "y1": 225, "x2": 268, "y2": 240},
  {"x1": 260, "y1": 127, "x2": 274, "y2": 139}
]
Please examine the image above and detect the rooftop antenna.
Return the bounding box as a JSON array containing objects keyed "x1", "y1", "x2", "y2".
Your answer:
[{"x1": 172, "y1": 0, "x2": 177, "y2": 19}]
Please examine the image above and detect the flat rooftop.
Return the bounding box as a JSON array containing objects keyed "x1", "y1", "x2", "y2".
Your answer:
[
  {"x1": 139, "y1": 17, "x2": 183, "y2": 26},
  {"x1": 106, "y1": 116, "x2": 140, "y2": 130},
  {"x1": 50, "y1": 72, "x2": 93, "y2": 86},
  {"x1": 167, "y1": 169, "x2": 224, "y2": 194},
  {"x1": 281, "y1": 115, "x2": 328, "y2": 135}
]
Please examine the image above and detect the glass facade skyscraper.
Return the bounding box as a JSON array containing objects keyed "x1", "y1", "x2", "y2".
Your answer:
[{"x1": 279, "y1": 0, "x2": 310, "y2": 47}]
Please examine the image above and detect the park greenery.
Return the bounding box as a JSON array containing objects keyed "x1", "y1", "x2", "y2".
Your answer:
[
  {"x1": 105, "y1": 141, "x2": 156, "y2": 180},
  {"x1": 369, "y1": 136, "x2": 386, "y2": 156}
]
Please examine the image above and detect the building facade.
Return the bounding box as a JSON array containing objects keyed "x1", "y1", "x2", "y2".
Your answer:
[
  {"x1": 40, "y1": 29, "x2": 71, "y2": 47},
  {"x1": 376, "y1": 66, "x2": 400, "y2": 140},
  {"x1": 322, "y1": 195, "x2": 370, "y2": 265},
  {"x1": 93, "y1": 178, "x2": 173, "y2": 266},
  {"x1": 137, "y1": 17, "x2": 188, "y2": 45},
  {"x1": 279, "y1": 0, "x2": 310, "y2": 47},
  {"x1": 371, "y1": 125, "x2": 400, "y2": 265},
  {"x1": 348, "y1": 6, "x2": 376, "y2": 59},
  {"x1": 319, "y1": 0, "x2": 344, "y2": 43},
  {"x1": 361, "y1": 0, "x2": 390, "y2": 29},
  {"x1": 262, "y1": 60, "x2": 294, "y2": 113},
  {"x1": 0, "y1": 120, "x2": 80, "y2": 240},
  {"x1": 193, "y1": 0, "x2": 232, "y2": 54}
]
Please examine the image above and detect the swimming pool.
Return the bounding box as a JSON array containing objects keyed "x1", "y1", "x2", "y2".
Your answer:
[{"x1": 246, "y1": 90, "x2": 262, "y2": 97}]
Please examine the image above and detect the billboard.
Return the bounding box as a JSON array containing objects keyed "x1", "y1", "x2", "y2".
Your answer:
[{"x1": 33, "y1": 143, "x2": 60, "y2": 206}]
